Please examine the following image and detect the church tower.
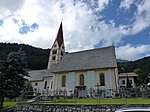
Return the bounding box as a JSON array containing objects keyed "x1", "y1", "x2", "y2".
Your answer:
[{"x1": 47, "y1": 22, "x2": 65, "y2": 69}]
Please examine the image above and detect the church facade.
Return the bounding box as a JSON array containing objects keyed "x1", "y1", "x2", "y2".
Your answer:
[
  {"x1": 50, "y1": 46, "x2": 118, "y2": 97},
  {"x1": 28, "y1": 22, "x2": 118, "y2": 97}
]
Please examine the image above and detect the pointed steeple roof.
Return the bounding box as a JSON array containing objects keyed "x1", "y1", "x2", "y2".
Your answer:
[{"x1": 56, "y1": 22, "x2": 64, "y2": 47}]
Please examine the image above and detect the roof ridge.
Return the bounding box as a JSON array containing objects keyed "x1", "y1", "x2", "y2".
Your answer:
[{"x1": 66, "y1": 46, "x2": 114, "y2": 55}]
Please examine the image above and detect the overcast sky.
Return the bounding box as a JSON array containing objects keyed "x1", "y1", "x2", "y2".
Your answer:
[{"x1": 0, "y1": 0, "x2": 150, "y2": 61}]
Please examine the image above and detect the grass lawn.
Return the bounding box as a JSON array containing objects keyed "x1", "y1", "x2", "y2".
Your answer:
[
  {"x1": 39, "y1": 98, "x2": 150, "y2": 104},
  {"x1": 3, "y1": 102, "x2": 16, "y2": 108}
]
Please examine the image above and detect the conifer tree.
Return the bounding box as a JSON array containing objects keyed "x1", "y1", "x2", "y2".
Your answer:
[{"x1": 0, "y1": 49, "x2": 28, "y2": 109}]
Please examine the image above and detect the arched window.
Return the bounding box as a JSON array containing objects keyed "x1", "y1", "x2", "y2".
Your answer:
[
  {"x1": 62, "y1": 75, "x2": 66, "y2": 87},
  {"x1": 50, "y1": 81, "x2": 53, "y2": 89},
  {"x1": 35, "y1": 82, "x2": 38, "y2": 86},
  {"x1": 79, "y1": 74, "x2": 84, "y2": 85},
  {"x1": 61, "y1": 51, "x2": 64, "y2": 56},
  {"x1": 54, "y1": 44, "x2": 57, "y2": 48},
  {"x1": 122, "y1": 80, "x2": 125, "y2": 84},
  {"x1": 44, "y1": 81, "x2": 47, "y2": 89},
  {"x1": 100, "y1": 73, "x2": 105, "y2": 86}
]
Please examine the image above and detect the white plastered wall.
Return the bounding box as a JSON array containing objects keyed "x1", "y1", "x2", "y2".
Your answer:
[{"x1": 53, "y1": 68, "x2": 118, "y2": 95}]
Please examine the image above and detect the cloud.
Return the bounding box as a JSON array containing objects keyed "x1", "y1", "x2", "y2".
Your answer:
[
  {"x1": 119, "y1": 0, "x2": 150, "y2": 35},
  {"x1": 85, "y1": 0, "x2": 110, "y2": 12},
  {"x1": 0, "y1": 0, "x2": 150, "y2": 60},
  {"x1": 120, "y1": 0, "x2": 136, "y2": 10},
  {"x1": 131, "y1": 0, "x2": 150, "y2": 34},
  {"x1": 0, "y1": 0, "x2": 115, "y2": 51},
  {"x1": 116, "y1": 44, "x2": 150, "y2": 60},
  {"x1": 0, "y1": 0, "x2": 25, "y2": 17}
]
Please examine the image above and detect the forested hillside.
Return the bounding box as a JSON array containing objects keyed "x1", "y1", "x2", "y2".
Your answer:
[
  {"x1": 118, "y1": 56, "x2": 150, "y2": 85},
  {"x1": 118, "y1": 56, "x2": 150, "y2": 84},
  {"x1": 118, "y1": 56, "x2": 150, "y2": 74},
  {"x1": 0, "y1": 43, "x2": 150, "y2": 77},
  {"x1": 0, "y1": 43, "x2": 49, "y2": 70}
]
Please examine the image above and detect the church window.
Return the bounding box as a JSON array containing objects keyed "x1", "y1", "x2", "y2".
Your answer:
[
  {"x1": 35, "y1": 82, "x2": 38, "y2": 86},
  {"x1": 52, "y1": 56, "x2": 56, "y2": 60},
  {"x1": 44, "y1": 81, "x2": 47, "y2": 89},
  {"x1": 61, "y1": 51, "x2": 63, "y2": 56},
  {"x1": 54, "y1": 44, "x2": 57, "y2": 48},
  {"x1": 100, "y1": 73, "x2": 105, "y2": 86},
  {"x1": 50, "y1": 81, "x2": 53, "y2": 89},
  {"x1": 52, "y1": 50, "x2": 57, "y2": 54},
  {"x1": 62, "y1": 45, "x2": 65, "y2": 49},
  {"x1": 62, "y1": 75, "x2": 66, "y2": 87},
  {"x1": 79, "y1": 74, "x2": 84, "y2": 85},
  {"x1": 34, "y1": 88, "x2": 37, "y2": 92},
  {"x1": 122, "y1": 80, "x2": 125, "y2": 84},
  {"x1": 129, "y1": 80, "x2": 132, "y2": 84}
]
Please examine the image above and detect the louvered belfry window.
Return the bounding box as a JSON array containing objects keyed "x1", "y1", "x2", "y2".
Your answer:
[{"x1": 52, "y1": 50, "x2": 57, "y2": 54}]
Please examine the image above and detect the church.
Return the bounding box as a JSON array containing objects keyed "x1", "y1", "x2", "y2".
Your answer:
[{"x1": 28, "y1": 22, "x2": 118, "y2": 97}]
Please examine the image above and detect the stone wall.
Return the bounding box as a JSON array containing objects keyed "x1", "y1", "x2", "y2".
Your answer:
[
  {"x1": 15, "y1": 103, "x2": 150, "y2": 112},
  {"x1": 1, "y1": 106, "x2": 15, "y2": 112}
]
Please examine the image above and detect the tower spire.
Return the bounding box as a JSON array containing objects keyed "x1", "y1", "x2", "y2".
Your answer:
[
  {"x1": 56, "y1": 22, "x2": 64, "y2": 47},
  {"x1": 47, "y1": 22, "x2": 65, "y2": 69}
]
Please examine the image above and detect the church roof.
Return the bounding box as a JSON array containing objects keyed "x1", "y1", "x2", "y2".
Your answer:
[
  {"x1": 56, "y1": 22, "x2": 64, "y2": 47},
  {"x1": 51, "y1": 46, "x2": 117, "y2": 73},
  {"x1": 119, "y1": 72, "x2": 138, "y2": 77},
  {"x1": 26, "y1": 69, "x2": 53, "y2": 81}
]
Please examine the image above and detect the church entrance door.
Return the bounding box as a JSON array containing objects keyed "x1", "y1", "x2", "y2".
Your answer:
[{"x1": 75, "y1": 86, "x2": 87, "y2": 98}]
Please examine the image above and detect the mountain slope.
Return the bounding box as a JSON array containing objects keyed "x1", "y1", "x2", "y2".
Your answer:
[
  {"x1": 0, "y1": 43, "x2": 150, "y2": 75},
  {"x1": 0, "y1": 43, "x2": 50, "y2": 70},
  {"x1": 118, "y1": 57, "x2": 150, "y2": 73}
]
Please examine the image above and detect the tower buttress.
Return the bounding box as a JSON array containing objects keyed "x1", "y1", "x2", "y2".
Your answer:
[{"x1": 47, "y1": 22, "x2": 65, "y2": 69}]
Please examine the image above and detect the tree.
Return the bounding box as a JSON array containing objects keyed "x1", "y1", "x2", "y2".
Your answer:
[
  {"x1": 24, "y1": 82, "x2": 33, "y2": 92},
  {"x1": 134, "y1": 68, "x2": 144, "y2": 85},
  {"x1": 0, "y1": 49, "x2": 28, "y2": 109},
  {"x1": 22, "y1": 82, "x2": 33, "y2": 99}
]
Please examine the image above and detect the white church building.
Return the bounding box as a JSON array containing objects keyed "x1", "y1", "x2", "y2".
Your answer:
[{"x1": 28, "y1": 22, "x2": 119, "y2": 97}]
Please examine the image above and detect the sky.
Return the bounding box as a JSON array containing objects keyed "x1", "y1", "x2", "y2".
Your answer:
[{"x1": 0, "y1": 0, "x2": 150, "y2": 61}]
